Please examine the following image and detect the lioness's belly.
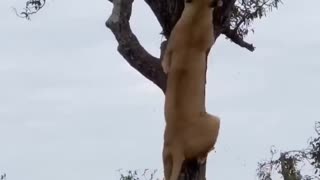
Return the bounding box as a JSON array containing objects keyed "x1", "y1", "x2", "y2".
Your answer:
[{"x1": 166, "y1": 70, "x2": 206, "y2": 119}]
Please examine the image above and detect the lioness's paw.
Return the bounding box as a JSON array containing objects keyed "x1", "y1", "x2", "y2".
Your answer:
[
  {"x1": 161, "y1": 62, "x2": 169, "y2": 74},
  {"x1": 197, "y1": 157, "x2": 207, "y2": 164}
]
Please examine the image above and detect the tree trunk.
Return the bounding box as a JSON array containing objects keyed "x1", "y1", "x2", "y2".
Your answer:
[{"x1": 105, "y1": 0, "x2": 248, "y2": 179}]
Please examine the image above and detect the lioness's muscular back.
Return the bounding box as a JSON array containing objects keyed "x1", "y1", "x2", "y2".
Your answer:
[{"x1": 164, "y1": 5, "x2": 214, "y2": 120}]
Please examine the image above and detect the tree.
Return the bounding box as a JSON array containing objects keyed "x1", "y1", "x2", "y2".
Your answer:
[
  {"x1": 0, "y1": 173, "x2": 6, "y2": 180},
  {"x1": 257, "y1": 122, "x2": 320, "y2": 180},
  {"x1": 14, "y1": 0, "x2": 282, "y2": 179}
]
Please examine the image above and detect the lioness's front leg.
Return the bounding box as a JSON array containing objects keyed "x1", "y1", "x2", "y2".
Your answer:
[{"x1": 161, "y1": 50, "x2": 172, "y2": 74}]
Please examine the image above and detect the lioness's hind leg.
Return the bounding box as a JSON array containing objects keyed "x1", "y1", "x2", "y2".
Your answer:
[
  {"x1": 162, "y1": 147, "x2": 172, "y2": 180},
  {"x1": 169, "y1": 149, "x2": 184, "y2": 180}
]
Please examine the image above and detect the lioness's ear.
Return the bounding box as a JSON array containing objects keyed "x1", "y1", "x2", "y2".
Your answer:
[{"x1": 185, "y1": 0, "x2": 192, "y2": 3}]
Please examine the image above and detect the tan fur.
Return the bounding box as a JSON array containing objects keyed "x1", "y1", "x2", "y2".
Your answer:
[{"x1": 162, "y1": 0, "x2": 222, "y2": 180}]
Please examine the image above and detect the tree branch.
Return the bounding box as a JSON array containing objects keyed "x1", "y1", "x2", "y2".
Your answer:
[
  {"x1": 144, "y1": 0, "x2": 184, "y2": 39},
  {"x1": 223, "y1": 26, "x2": 255, "y2": 51},
  {"x1": 145, "y1": 0, "x2": 255, "y2": 52},
  {"x1": 212, "y1": 0, "x2": 237, "y2": 35},
  {"x1": 106, "y1": 0, "x2": 167, "y2": 93},
  {"x1": 212, "y1": 0, "x2": 255, "y2": 51}
]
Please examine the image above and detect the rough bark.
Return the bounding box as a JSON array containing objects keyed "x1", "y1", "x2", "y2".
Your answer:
[
  {"x1": 106, "y1": 0, "x2": 167, "y2": 93},
  {"x1": 106, "y1": 0, "x2": 249, "y2": 179}
]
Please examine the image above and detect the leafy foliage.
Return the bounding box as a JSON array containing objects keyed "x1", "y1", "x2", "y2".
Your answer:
[
  {"x1": 118, "y1": 169, "x2": 160, "y2": 180},
  {"x1": 257, "y1": 122, "x2": 320, "y2": 180},
  {"x1": 13, "y1": 0, "x2": 46, "y2": 20},
  {"x1": 229, "y1": 0, "x2": 282, "y2": 38},
  {"x1": 14, "y1": 0, "x2": 282, "y2": 39}
]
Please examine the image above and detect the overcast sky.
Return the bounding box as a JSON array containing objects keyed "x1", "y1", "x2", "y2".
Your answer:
[{"x1": 0, "y1": 0, "x2": 319, "y2": 180}]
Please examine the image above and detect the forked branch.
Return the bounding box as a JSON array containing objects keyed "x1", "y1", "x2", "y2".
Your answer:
[{"x1": 106, "y1": 0, "x2": 167, "y2": 92}]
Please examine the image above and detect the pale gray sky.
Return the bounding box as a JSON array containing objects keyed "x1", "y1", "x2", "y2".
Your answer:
[{"x1": 0, "y1": 0, "x2": 319, "y2": 180}]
